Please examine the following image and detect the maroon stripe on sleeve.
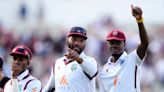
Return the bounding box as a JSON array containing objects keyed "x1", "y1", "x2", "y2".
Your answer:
[{"x1": 134, "y1": 66, "x2": 138, "y2": 89}]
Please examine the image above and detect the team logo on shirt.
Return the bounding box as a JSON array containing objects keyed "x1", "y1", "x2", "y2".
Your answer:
[
  {"x1": 60, "y1": 75, "x2": 68, "y2": 85},
  {"x1": 114, "y1": 75, "x2": 119, "y2": 87},
  {"x1": 106, "y1": 69, "x2": 108, "y2": 72},
  {"x1": 120, "y1": 60, "x2": 125, "y2": 65},
  {"x1": 32, "y1": 87, "x2": 37, "y2": 92},
  {"x1": 19, "y1": 85, "x2": 22, "y2": 91},
  {"x1": 71, "y1": 64, "x2": 77, "y2": 71}
]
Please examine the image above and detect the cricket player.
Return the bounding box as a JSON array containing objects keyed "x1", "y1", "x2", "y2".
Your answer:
[
  {"x1": 42, "y1": 27, "x2": 98, "y2": 92},
  {"x1": 0, "y1": 45, "x2": 42, "y2": 92},
  {"x1": 98, "y1": 5, "x2": 149, "y2": 92}
]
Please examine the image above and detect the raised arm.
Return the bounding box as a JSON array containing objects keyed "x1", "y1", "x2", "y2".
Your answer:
[{"x1": 131, "y1": 5, "x2": 149, "y2": 60}]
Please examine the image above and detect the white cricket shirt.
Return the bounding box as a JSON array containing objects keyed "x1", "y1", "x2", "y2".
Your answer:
[
  {"x1": 98, "y1": 50, "x2": 144, "y2": 92},
  {"x1": 42, "y1": 52, "x2": 97, "y2": 92},
  {"x1": 4, "y1": 69, "x2": 42, "y2": 92}
]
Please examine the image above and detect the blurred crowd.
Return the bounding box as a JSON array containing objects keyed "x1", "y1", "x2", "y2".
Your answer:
[{"x1": 0, "y1": 1, "x2": 164, "y2": 92}]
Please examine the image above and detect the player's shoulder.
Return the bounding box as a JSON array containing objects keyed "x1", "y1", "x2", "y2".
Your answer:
[
  {"x1": 82, "y1": 52, "x2": 95, "y2": 60},
  {"x1": 85, "y1": 55, "x2": 95, "y2": 60},
  {"x1": 126, "y1": 50, "x2": 138, "y2": 59},
  {"x1": 55, "y1": 56, "x2": 65, "y2": 64},
  {"x1": 27, "y1": 76, "x2": 41, "y2": 87},
  {"x1": 29, "y1": 78, "x2": 41, "y2": 85},
  {"x1": 32, "y1": 75, "x2": 41, "y2": 81},
  {"x1": 56, "y1": 56, "x2": 65, "y2": 61},
  {"x1": 84, "y1": 55, "x2": 97, "y2": 63},
  {"x1": 25, "y1": 78, "x2": 42, "y2": 91},
  {"x1": 127, "y1": 50, "x2": 137, "y2": 55},
  {"x1": 99, "y1": 63, "x2": 108, "y2": 72}
]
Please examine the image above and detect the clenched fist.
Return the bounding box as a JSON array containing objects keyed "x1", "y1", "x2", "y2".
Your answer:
[{"x1": 131, "y1": 5, "x2": 143, "y2": 20}]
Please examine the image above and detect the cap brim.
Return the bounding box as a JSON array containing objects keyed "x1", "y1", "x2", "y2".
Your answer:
[
  {"x1": 107, "y1": 37, "x2": 125, "y2": 41},
  {"x1": 10, "y1": 52, "x2": 28, "y2": 57},
  {"x1": 68, "y1": 33, "x2": 87, "y2": 39}
]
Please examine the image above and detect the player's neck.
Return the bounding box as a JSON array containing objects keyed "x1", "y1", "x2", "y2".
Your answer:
[{"x1": 111, "y1": 53, "x2": 122, "y2": 63}]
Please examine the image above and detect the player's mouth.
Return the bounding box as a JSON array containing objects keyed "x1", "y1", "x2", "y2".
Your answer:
[{"x1": 72, "y1": 46, "x2": 81, "y2": 52}]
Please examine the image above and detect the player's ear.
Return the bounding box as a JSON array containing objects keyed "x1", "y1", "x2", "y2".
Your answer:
[
  {"x1": 124, "y1": 41, "x2": 126, "y2": 46},
  {"x1": 28, "y1": 61, "x2": 30, "y2": 65},
  {"x1": 66, "y1": 37, "x2": 70, "y2": 43},
  {"x1": 26, "y1": 59, "x2": 30, "y2": 65}
]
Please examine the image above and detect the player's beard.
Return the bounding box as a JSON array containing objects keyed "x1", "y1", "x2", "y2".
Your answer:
[{"x1": 67, "y1": 42, "x2": 85, "y2": 54}]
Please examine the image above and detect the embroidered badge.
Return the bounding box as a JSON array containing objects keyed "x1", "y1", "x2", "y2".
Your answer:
[
  {"x1": 112, "y1": 31, "x2": 118, "y2": 36},
  {"x1": 120, "y1": 60, "x2": 125, "y2": 65},
  {"x1": 19, "y1": 85, "x2": 22, "y2": 91},
  {"x1": 106, "y1": 69, "x2": 108, "y2": 72},
  {"x1": 32, "y1": 87, "x2": 37, "y2": 92},
  {"x1": 71, "y1": 64, "x2": 77, "y2": 71},
  {"x1": 77, "y1": 30, "x2": 81, "y2": 33}
]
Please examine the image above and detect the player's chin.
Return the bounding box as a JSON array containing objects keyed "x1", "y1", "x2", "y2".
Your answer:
[
  {"x1": 73, "y1": 47, "x2": 81, "y2": 52},
  {"x1": 74, "y1": 49, "x2": 81, "y2": 54},
  {"x1": 111, "y1": 50, "x2": 120, "y2": 55}
]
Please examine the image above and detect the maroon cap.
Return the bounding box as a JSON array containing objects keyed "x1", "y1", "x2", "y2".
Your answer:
[
  {"x1": 10, "y1": 45, "x2": 32, "y2": 61},
  {"x1": 106, "y1": 29, "x2": 126, "y2": 41},
  {"x1": 68, "y1": 27, "x2": 87, "y2": 39}
]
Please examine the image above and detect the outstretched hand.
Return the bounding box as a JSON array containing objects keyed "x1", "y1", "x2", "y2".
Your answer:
[
  {"x1": 131, "y1": 5, "x2": 143, "y2": 20},
  {"x1": 65, "y1": 48, "x2": 79, "y2": 60},
  {"x1": 64, "y1": 48, "x2": 83, "y2": 64}
]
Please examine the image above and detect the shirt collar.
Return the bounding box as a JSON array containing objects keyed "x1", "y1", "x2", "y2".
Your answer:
[
  {"x1": 79, "y1": 52, "x2": 86, "y2": 58},
  {"x1": 108, "y1": 51, "x2": 127, "y2": 64},
  {"x1": 17, "y1": 69, "x2": 29, "y2": 81}
]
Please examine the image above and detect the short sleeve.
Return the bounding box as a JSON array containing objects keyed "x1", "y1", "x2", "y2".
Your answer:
[
  {"x1": 24, "y1": 79, "x2": 42, "y2": 92},
  {"x1": 130, "y1": 50, "x2": 145, "y2": 66}
]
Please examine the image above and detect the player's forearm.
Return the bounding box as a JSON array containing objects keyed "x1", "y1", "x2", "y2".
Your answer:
[
  {"x1": 136, "y1": 19, "x2": 149, "y2": 59},
  {"x1": 137, "y1": 20, "x2": 149, "y2": 47},
  {"x1": 80, "y1": 58, "x2": 97, "y2": 77}
]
